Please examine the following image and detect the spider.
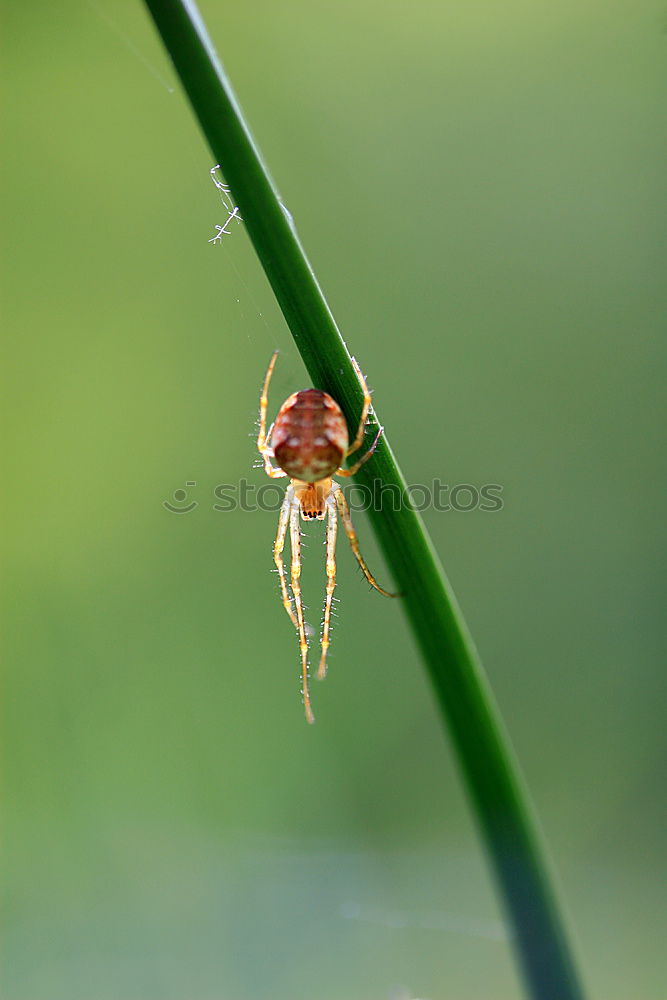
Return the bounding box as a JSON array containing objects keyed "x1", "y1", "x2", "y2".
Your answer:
[{"x1": 257, "y1": 351, "x2": 398, "y2": 723}]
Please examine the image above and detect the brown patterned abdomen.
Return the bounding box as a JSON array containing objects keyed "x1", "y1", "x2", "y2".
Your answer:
[{"x1": 272, "y1": 389, "x2": 348, "y2": 482}]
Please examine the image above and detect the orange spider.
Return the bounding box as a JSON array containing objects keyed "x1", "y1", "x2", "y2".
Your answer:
[{"x1": 257, "y1": 351, "x2": 398, "y2": 723}]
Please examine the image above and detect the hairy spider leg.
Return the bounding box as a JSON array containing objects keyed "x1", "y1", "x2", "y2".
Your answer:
[
  {"x1": 346, "y1": 356, "x2": 373, "y2": 456},
  {"x1": 317, "y1": 492, "x2": 339, "y2": 680},
  {"x1": 257, "y1": 350, "x2": 287, "y2": 479},
  {"x1": 336, "y1": 425, "x2": 384, "y2": 478},
  {"x1": 257, "y1": 350, "x2": 277, "y2": 447},
  {"x1": 289, "y1": 497, "x2": 315, "y2": 724},
  {"x1": 333, "y1": 482, "x2": 398, "y2": 597},
  {"x1": 274, "y1": 486, "x2": 297, "y2": 627}
]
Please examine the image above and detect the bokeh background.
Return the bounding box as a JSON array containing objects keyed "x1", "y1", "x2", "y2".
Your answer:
[{"x1": 3, "y1": 2, "x2": 665, "y2": 998}]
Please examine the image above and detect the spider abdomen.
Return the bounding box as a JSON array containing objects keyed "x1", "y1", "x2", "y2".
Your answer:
[{"x1": 272, "y1": 389, "x2": 348, "y2": 482}]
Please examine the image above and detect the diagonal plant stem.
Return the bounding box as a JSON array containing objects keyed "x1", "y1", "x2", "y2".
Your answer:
[{"x1": 143, "y1": 3, "x2": 586, "y2": 998}]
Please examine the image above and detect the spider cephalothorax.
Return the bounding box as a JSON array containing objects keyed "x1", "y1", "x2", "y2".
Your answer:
[
  {"x1": 257, "y1": 351, "x2": 397, "y2": 723},
  {"x1": 291, "y1": 479, "x2": 332, "y2": 520}
]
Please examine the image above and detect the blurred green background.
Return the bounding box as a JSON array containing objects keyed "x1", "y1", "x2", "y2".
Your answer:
[{"x1": 2, "y1": 1, "x2": 665, "y2": 998}]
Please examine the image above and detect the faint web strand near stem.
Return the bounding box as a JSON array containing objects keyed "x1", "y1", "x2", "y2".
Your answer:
[{"x1": 208, "y1": 164, "x2": 243, "y2": 244}]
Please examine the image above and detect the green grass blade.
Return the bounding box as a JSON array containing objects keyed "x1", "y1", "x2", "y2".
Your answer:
[{"x1": 143, "y1": 3, "x2": 586, "y2": 998}]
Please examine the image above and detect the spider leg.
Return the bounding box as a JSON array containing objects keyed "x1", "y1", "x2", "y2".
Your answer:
[
  {"x1": 257, "y1": 351, "x2": 278, "y2": 451},
  {"x1": 257, "y1": 352, "x2": 287, "y2": 478},
  {"x1": 336, "y1": 425, "x2": 384, "y2": 477},
  {"x1": 333, "y1": 482, "x2": 399, "y2": 598},
  {"x1": 261, "y1": 454, "x2": 288, "y2": 478},
  {"x1": 317, "y1": 491, "x2": 338, "y2": 680},
  {"x1": 346, "y1": 357, "x2": 373, "y2": 456},
  {"x1": 274, "y1": 486, "x2": 297, "y2": 627},
  {"x1": 290, "y1": 497, "x2": 315, "y2": 724}
]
